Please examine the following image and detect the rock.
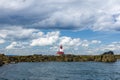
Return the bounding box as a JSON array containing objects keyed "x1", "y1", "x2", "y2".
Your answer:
[
  {"x1": 102, "y1": 51, "x2": 114, "y2": 55},
  {"x1": 0, "y1": 60, "x2": 4, "y2": 66},
  {"x1": 101, "y1": 51, "x2": 116, "y2": 62}
]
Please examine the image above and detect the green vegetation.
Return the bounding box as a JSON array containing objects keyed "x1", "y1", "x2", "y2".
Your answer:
[{"x1": 0, "y1": 51, "x2": 119, "y2": 66}]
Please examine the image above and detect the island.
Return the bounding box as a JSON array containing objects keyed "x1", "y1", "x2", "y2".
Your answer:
[{"x1": 0, "y1": 51, "x2": 120, "y2": 66}]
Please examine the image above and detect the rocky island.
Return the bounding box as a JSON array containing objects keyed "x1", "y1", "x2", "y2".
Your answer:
[{"x1": 0, "y1": 51, "x2": 119, "y2": 66}]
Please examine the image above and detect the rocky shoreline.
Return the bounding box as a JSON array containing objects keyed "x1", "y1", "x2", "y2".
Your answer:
[{"x1": 0, "y1": 51, "x2": 119, "y2": 66}]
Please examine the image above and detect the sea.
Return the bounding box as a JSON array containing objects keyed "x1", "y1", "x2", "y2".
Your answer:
[{"x1": 0, "y1": 61, "x2": 120, "y2": 80}]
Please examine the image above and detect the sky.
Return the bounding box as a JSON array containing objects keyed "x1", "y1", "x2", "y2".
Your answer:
[{"x1": 0, "y1": 0, "x2": 120, "y2": 55}]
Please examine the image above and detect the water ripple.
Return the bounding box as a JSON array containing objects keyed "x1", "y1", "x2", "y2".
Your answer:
[{"x1": 0, "y1": 62, "x2": 120, "y2": 80}]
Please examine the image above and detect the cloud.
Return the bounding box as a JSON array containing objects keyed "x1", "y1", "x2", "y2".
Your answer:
[
  {"x1": 1, "y1": 25, "x2": 118, "y2": 55},
  {"x1": 27, "y1": 31, "x2": 103, "y2": 55},
  {"x1": 91, "y1": 40, "x2": 101, "y2": 44},
  {"x1": 0, "y1": 0, "x2": 119, "y2": 55},
  {"x1": 59, "y1": 36, "x2": 81, "y2": 46},
  {"x1": 0, "y1": 26, "x2": 39, "y2": 41},
  {"x1": 0, "y1": 0, "x2": 33, "y2": 10},
  {"x1": 33, "y1": 9, "x2": 94, "y2": 30},
  {"x1": 86, "y1": 41, "x2": 120, "y2": 55},
  {"x1": 81, "y1": 40, "x2": 89, "y2": 47},
  {"x1": 0, "y1": 39, "x2": 5, "y2": 44},
  {"x1": 3, "y1": 27, "x2": 119, "y2": 55},
  {"x1": 101, "y1": 42, "x2": 120, "y2": 51},
  {"x1": 6, "y1": 41, "x2": 29, "y2": 49},
  {"x1": 30, "y1": 31, "x2": 101, "y2": 49},
  {"x1": 0, "y1": 0, "x2": 120, "y2": 31},
  {"x1": 30, "y1": 31, "x2": 60, "y2": 46},
  {"x1": 6, "y1": 42, "x2": 17, "y2": 49}
]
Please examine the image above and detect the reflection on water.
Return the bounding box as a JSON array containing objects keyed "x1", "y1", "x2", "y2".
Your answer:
[{"x1": 0, "y1": 61, "x2": 120, "y2": 80}]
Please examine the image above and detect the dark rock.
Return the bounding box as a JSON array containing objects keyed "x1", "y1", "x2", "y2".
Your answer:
[
  {"x1": 101, "y1": 51, "x2": 116, "y2": 62},
  {"x1": 0, "y1": 60, "x2": 4, "y2": 66},
  {"x1": 102, "y1": 51, "x2": 114, "y2": 55}
]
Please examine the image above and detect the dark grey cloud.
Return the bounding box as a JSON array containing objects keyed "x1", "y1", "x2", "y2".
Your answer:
[{"x1": 0, "y1": 0, "x2": 120, "y2": 31}]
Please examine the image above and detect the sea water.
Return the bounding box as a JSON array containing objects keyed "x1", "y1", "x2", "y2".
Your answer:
[{"x1": 0, "y1": 61, "x2": 120, "y2": 80}]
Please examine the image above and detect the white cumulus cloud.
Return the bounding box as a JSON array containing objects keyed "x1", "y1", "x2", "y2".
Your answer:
[
  {"x1": 30, "y1": 31, "x2": 60, "y2": 46},
  {"x1": 6, "y1": 41, "x2": 29, "y2": 49},
  {"x1": 91, "y1": 40, "x2": 101, "y2": 44},
  {"x1": 0, "y1": 26, "x2": 39, "y2": 41},
  {"x1": 6, "y1": 42, "x2": 17, "y2": 49},
  {"x1": 59, "y1": 36, "x2": 81, "y2": 47}
]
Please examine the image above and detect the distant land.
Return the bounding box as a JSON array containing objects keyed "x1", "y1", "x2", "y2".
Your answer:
[{"x1": 0, "y1": 51, "x2": 120, "y2": 66}]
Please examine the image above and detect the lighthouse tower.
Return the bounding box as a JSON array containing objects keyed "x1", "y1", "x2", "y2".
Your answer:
[{"x1": 57, "y1": 45, "x2": 64, "y2": 56}]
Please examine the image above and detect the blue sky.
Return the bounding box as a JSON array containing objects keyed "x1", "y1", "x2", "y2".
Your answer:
[{"x1": 0, "y1": 0, "x2": 120, "y2": 55}]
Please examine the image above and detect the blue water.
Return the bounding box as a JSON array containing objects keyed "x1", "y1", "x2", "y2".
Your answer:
[{"x1": 0, "y1": 61, "x2": 120, "y2": 80}]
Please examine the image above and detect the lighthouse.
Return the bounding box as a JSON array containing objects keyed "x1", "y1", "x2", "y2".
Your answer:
[{"x1": 56, "y1": 45, "x2": 64, "y2": 56}]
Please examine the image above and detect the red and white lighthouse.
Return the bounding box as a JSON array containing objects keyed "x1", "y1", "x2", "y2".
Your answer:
[{"x1": 57, "y1": 45, "x2": 64, "y2": 56}]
